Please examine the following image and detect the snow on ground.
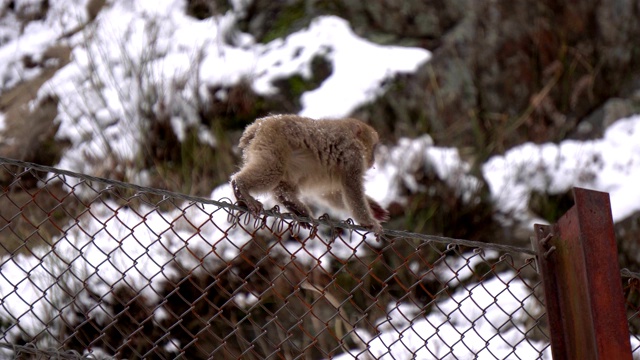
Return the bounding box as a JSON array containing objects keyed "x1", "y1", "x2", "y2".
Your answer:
[
  {"x1": 0, "y1": 192, "x2": 252, "y2": 345},
  {"x1": 368, "y1": 134, "x2": 482, "y2": 208},
  {"x1": 0, "y1": 0, "x2": 90, "y2": 91},
  {"x1": 329, "y1": 254, "x2": 550, "y2": 359},
  {"x1": 253, "y1": 16, "x2": 430, "y2": 118},
  {"x1": 362, "y1": 274, "x2": 549, "y2": 359},
  {"x1": 484, "y1": 114, "x2": 640, "y2": 223},
  {"x1": 368, "y1": 114, "x2": 640, "y2": 229},
  {"x1": 32, "y1": 0, "x2": 429, "y2": 176}
]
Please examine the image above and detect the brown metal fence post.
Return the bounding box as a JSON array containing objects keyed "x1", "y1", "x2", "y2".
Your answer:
[{"x1": 534, "y1": 187, "x2": 632, "y2": 360}]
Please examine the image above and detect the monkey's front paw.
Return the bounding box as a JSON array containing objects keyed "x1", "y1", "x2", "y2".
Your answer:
[{"x1": 363, "y1": 222, "x2": 384, "y2": 241}]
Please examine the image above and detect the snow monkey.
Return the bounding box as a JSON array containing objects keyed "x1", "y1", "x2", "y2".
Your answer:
[{"x1": 231, "y1": 114, "x2": 390, "y2": 235}]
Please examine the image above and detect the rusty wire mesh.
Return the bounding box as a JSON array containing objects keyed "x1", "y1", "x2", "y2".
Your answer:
[{"x1": 0, "y1": 157, "x2": 554, "y2": 359}]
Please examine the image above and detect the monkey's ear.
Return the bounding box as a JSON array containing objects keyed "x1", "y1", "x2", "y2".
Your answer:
[{"x1": 349, "y1": 121, "x2": 364, "y2": 137}]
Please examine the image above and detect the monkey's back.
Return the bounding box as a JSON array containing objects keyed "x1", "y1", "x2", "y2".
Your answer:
[
  {"x1": 245, "y1": 115, "x2": 363, "y2": 161},
  {"x1": 239, "y1": 115, "x2": 369, "y2": 191}
]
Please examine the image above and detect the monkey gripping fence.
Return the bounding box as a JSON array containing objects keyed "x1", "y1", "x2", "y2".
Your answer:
[{"x1": 0, "y1": 157, "x2": 637, "y2": 360}]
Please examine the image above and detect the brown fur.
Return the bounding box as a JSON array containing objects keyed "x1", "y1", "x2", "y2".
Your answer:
[{"x1": 231, "y1": 114, "x2": 389, "y2": 235}]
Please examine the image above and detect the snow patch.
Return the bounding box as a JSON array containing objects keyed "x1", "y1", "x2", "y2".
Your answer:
[
  {"x1": 253, "y1": 16, "x2": 431, "y2": 118},
  {"x1": 368, "y1": 135, "x2": 481, "y2": 208},
  {"x1": 484, "y1": 114, "x2": 640, "y2": 222}
]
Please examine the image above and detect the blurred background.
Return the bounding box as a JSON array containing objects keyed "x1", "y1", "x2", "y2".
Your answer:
[{"x1": 0, "y1": 0, "x2": 639, "y2": 273}]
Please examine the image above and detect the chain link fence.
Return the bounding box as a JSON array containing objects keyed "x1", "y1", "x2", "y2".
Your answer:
[{"x1": 0, "y1": 157, "x2": 555, "y2": 359}]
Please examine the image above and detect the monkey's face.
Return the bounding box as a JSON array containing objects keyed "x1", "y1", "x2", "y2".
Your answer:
[
  {"x1": 345, "y1": 118, "x2": 379, "y2": 169},
  {"x1": 363, "y1": 142, "x2": 377, "y2": 168},
  {"x1": 359, "y1": 127, "x2": 379, "y2": 169}
]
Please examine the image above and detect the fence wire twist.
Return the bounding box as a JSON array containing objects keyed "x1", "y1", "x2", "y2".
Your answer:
[{"x1": 0, "y1": 157, "x2": 555, "y2": 359}]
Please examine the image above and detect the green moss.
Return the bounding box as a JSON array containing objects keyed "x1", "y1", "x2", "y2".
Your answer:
[
  {"x1": 186, "y1": 0, "x2": 230, "y2": 20},
  {"x1": 285, "y1": 75, "x2": 309, "y2": 98},
  {"x1": 270, "y1": 55, "x2": 332, "y2": 109},
  {"x1": 529, "y1": 190, "x2": 574, "y2": 223},
  {"x1": 261, "y1": 2, "x2": 309, "y2": 44},
  {"x1": 161, "y1": 124, "x2": 234, "y2": 196}
]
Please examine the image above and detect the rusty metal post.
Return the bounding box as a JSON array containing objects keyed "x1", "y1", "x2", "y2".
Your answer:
[{"x1": 534, "y1": 187, "x2": 631, "y2": 360}]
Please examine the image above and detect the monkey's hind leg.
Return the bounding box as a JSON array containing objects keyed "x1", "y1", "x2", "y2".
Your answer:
[
  {"x1": 231, "y1": 158, "x2": 286, "y2": 215},
  {"x1": 231, "y1": 178, "x2": 263, "y2": 215},
  {"x1": 273, "y1": 181, "x2": 313, "y2": 228},
  {"x1": 319, "y1": 191, "x2": 349, "y2": 236}
]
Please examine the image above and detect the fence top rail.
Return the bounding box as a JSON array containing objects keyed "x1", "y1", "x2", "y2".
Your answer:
[
  {"x1": 622, "y1": 268, "x2": 640, "y2": 279},
  {"x1": 0, "y1": 155, "x2": 536, "y2": 256}
]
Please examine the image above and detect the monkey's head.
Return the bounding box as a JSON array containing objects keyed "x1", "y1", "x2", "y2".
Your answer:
[{"x1": 348, "y1": 119, "x2": 380, "y2": 169}]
